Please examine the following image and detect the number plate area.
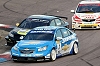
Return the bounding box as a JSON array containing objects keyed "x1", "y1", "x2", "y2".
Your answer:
[
  {"x1": 20, "y1": 54, "x2": 32, "y2": 57},
  {"x1": 80, "y1": 23, "x2": 98, "y2": 27}
]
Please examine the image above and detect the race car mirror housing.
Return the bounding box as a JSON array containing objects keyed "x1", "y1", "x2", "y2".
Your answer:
[
  {"x1": 20, "y1": 36, "x2": 24, "y2": 40},
  {"x1": 16, "y1": 23, "x2": 20, "y2": 27},
  {"x1": 71, "y1": 10, "x2": 75, "y2": 13},
  {"x1": 73, "y1": 28, "x2": 76, "y2": 33},
  {"x1": 69, "y1": 28, "x2": 76, "y2": 33},
  {"x1": 56, "y1": 37, "x2": 62, "y2": 41}
]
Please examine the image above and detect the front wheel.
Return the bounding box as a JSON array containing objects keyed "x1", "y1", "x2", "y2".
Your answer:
[
  {"x1": 50, "y1": 49, "x2": 56, "y2": 61},
  {"x1": 73, "y1": 43, "x2": 79, "y2": 55}
]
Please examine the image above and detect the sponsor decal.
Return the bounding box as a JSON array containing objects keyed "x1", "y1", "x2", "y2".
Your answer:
[
  {"x1": 62, "y1": 44, "x2": 69, "y2": 51},
  {"x1": 20, "y1": 54, "x2": 32, "y2": 57},
  {"x1": 30, "y1": 30, "x2": 53, "y2": 33},
  {"x1": 62, "y1": 35, "x2": 75, "y2": 43},
  {"x1": 17, "y1": 29, "x2": 30, "y2": 35},
  {"x1": 25, "y1": 41, "x2": 41, "y2": 44},
  {"x1": 85, "y1": 15, "x2": 96, "y2": 19},
  {"x1": 34, "y1": 54, "x2": 43, "y2": 56}
]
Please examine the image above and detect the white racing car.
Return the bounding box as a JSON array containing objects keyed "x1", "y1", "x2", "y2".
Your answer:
[{"x1": 71, "y1": 0, "x2": 100, "y2": 29}]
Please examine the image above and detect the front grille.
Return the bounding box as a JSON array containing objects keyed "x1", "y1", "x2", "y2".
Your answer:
[
  {"x1": 20, "y1": 50, "x2": 34, "y2": 54},
  {"x1": 82, "y1": 19, "x2": 95, "y2": 22}
]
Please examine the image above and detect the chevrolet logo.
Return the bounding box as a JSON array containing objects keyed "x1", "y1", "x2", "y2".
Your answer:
[
  {"x1": 88, "y1": 19, "x2": 90, "y2": 22},
  {"x1": 24, "y1": 48, "x2": 29, "y2": 50}
]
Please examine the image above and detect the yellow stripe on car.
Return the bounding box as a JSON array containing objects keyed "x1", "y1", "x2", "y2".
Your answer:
[
  {"x1": 17, "y1": 29, "x2": 30, "y2": 35},
  {"x1": 80, "y1": 24, "x2": 98, "y2": 27}
]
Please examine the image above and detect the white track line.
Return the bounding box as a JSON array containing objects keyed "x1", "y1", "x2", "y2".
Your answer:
[
  {"x1": 0, "y1": 51, "x2": 11, "y2": 55},
  {"x1": 0, "y1": 24, "x2": 6, "y2": 26}
]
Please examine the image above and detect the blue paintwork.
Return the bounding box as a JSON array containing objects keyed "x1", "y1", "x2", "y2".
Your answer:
[{"x1": 11, "y1": 26, "x2": 78, "y2": 60}]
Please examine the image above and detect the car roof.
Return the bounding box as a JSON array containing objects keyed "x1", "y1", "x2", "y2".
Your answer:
[
  {"x1": 79, "y1": 0, "x2": 100, "y2": 4},
  {"x1": 33, "y1": 26, "x2": 67, "y2": 31},
  {"x1": 28, "y1": 15, "x2": 58, "y2": 20}
]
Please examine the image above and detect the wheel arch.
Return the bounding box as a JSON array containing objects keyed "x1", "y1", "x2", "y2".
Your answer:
[{"x1": 69, "y1": 40, "x2": 79, "y2": 54}]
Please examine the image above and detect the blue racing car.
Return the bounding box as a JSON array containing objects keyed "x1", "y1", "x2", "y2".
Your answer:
[{"x1": 11, "y1": 26, "x2": 79, "y2": 62}]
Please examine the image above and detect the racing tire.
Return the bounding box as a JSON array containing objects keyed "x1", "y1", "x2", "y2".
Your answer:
[
  {"x1": 73, "y1": 43, "x2": 79, "y2": 55},
  {"x1": 50, "y1": 49, "x2": 56, "y2": 61}
]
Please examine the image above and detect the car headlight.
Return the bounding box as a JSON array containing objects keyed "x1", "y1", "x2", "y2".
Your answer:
[
  {"x1": 13, "y1": 45, "x2": 18, "y2": 51},
  {"x1": 9, "y1": 32, "x2": 14, "y2": 37},
  {"x1": 38, "y1": 46, "x2": 47, "y2": 51}
]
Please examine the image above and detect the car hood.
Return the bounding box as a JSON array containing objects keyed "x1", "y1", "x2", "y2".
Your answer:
[
  {"x1": 11, "y1": 27, "x2": 30, "y2": 35},
  {"x1": 17, "y1": 40, "x2": 54, "y2": 48},
  {"x1": 75, "y1": 13, "x2": 100, "y2": 19}
]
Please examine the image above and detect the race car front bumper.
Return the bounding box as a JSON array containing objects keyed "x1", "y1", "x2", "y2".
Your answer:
[
  {"x1": 5, "y1": 36, "x2": 18, "y2": 46},
  {"x1": 12, "y1": 55, "x2": 45, "y2": 61},
  {"x1": 11, "y1": 53, "x2": 51, "y2": 61},
  {"x1": 11, "y1": 47, "x2": 52, "y2": 61},
  {"x1": 72, "y1": 23, "x2": 100, "y2": 29}
]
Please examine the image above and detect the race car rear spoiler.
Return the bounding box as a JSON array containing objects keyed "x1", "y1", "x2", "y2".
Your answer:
[{"x1": 49, "y1": 15, "x2": 68, "y2": 20}]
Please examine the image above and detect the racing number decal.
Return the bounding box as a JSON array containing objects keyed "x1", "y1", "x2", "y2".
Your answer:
[{"x1": 56, "y1": 40, "x2": 61, "y2": 54}]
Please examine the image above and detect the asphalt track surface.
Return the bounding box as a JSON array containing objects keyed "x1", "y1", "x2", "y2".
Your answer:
[{"x1": 0, "y1": 0, "x2": 100, "y2": 66}]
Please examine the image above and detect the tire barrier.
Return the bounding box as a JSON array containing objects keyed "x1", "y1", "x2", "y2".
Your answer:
[
  {"x1": 0, "y1": 24, "x2": 15, "y2": 32},
  {"x1": 0, "y1": 52, "x2": 11, "y2": 63}
]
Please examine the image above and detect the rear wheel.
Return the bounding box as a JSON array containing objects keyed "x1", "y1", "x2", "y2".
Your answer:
[
  {"x1": 73, "y1": 43, "x2": 79, "y2": 55},
  {"x1": 50, "y1": 49, "x2": 56, "y2": 61}
]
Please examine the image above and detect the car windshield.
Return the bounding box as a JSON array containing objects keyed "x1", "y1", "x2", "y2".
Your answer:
[
  {"x1": 18, "y1": 18, "x2": 50, "y2": 29},
  {"x1": 23, "y1": 33, "x2": 54, "y2": 41},
  {"x1": 76, "y1": 4, "x2": 100, "y2": 13}
]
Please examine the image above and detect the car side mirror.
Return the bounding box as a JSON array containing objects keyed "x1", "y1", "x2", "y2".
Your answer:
[
  {"x1": 20, "y1": 36, "x2": 24, "y2": 40},
  {"x1": 55, "y1": 37, "x2": 62, "y2": 44},
  {"x1": 56, "y1": 37, "x2": 62, "y2": 41},
  {"x1": 71, "y1": 10, "x2": 75, "y2": 13},
  {"x1": 16, "y1": 23, "x2": 20, "y2": 27}
]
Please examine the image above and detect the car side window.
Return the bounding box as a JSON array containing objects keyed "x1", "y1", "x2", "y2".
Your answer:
[
  {"x1": 67, "y1": 30, "x2": 73, "y2": 36},
  {"x1": 61, "y1": 28, "x2": 72, "y2": 38},
  {"x1": 60, "y1": 19, "x2": 65, "y2": 25},
  {"x1": 60, "y1": 28, "x2": 69, "y2": 38},
  {"x1": 56, "y1": 29, "x2": 62, "y2": 38},
  {"x1": 50, "y1": 20, "x2": 56, "y2": 26},
  {"x1": 55, "y1": 19, "x2": 62, "y2": 26}
]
